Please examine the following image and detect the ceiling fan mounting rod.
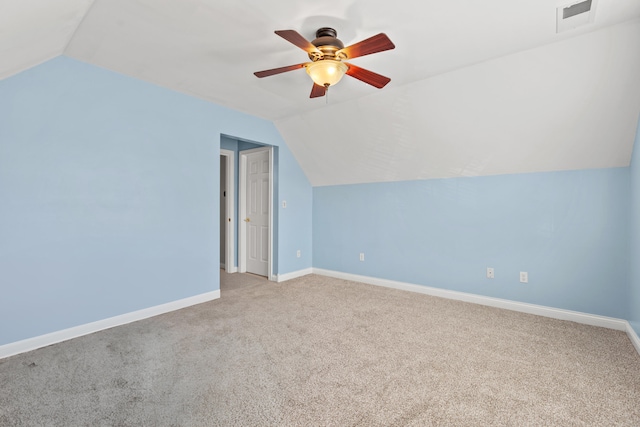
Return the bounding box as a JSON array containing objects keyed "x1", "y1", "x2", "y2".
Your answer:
[{"x1": 315, "y1": 27, "x2": 337, "y2": 38}]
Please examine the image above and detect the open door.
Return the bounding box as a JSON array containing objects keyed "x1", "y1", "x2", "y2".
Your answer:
[{"x1": 239, "y1": 146, "x2": 273, "y2": 279}]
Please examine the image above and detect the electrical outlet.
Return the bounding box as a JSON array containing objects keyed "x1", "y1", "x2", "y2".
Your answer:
[
  {"x1": 296, "y1": 250, "x2": 301, "y2": 258},
  {"x1": 282, "y1": 200, "x2": 287, "y2": 208},
  {"x1": 359, "y1": 253, "x2": 365, "y2": 261},
  {"x1": 487, "y1": 267, "x2": 494, "y2": 279},
  {"x1": 520, "y1": 272, "x2": 528, "y2": 283}
]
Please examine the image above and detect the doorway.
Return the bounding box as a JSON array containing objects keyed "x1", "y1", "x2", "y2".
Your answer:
[
  {"x1": 239, "y1": 146, "x2": 273, "y2": 278},
  {"x1": 220, "y1": 149, "x2": 236, "y2": 273}
]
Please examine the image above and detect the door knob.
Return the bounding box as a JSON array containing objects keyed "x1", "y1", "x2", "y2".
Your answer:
[{"x1": 244, "y1": 218, "x2": 250, "y2": 222}]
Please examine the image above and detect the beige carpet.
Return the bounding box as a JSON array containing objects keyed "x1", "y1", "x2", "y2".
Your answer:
[{"x1": 1, "y1": 272, "x2": 639, "y2": 426}]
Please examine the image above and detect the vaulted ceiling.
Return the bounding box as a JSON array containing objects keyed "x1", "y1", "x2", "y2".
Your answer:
[{"x1": 2, "y1": 0, "x2": 640, "y2": 185}]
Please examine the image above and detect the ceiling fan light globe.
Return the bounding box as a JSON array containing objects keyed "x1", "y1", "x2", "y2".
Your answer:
[{"x1": 306, "y1": 60, "x2": 348, "y2": 87}]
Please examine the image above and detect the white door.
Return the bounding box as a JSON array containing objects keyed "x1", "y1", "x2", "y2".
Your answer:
[
  {"x1": 220, "y1": 155, "x2": 226, "y2": 268},
  {"x1": 244, "y1": 149, "x2": 270, "y2": 276}
]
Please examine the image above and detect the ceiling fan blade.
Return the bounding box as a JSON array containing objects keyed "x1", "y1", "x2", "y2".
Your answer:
[
  {"x1": 254, "y1": 63, "x2": 307, "y2": 78},
  {"x1": 275, "y1": 30, "x2": 322, "y2": 55},
  {"x1": 310, "y1": 83, "x2": 327, "y2": 98},
  {"x1": 337, "y1": 33, "x2": 395, "y2": 60},
  {"x1": 345, "y1": 63, "x2": 391, "y2": 89}
]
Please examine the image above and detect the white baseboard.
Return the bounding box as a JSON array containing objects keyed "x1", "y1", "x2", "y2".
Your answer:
[
  {"x1": 0, "y1": 290, "x2": 220, "y2": 360},
  {"x1": 312, "y1": 268, "x2": 630, "y2": 333},
  {"x1": 277, "y1": 268, "x2": 313, "y2": 283},
  {"x1": 627, "y1": 323, "x2": 640, "y2": 355}
]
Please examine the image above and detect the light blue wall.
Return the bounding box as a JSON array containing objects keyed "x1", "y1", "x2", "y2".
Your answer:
[
  {"x1": 277, "y1": 142, "x2": 313, "y2": 274},
  {"x1": 0, "y1": 55, "x2": 631, "y2": 346},
  {"x1": 630, "y1": 118, "x2": 640, "y2": 336},
  {"x1": 0, "y1": 57, "x2": 312, "y2": 345},
  {"x1": 314, "y1": 168, "x2": 629, "y2": 318}
]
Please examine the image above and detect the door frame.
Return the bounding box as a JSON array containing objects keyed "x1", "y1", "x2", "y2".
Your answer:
[
  {"x1": 238, "y1": 146, "x2": 274, "y2": 280},
  {"x1": 220, "y1": 149, "x2": 236, "y2": 273}
]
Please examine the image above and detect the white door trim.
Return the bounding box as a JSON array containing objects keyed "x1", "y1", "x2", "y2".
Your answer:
[
  {"x1": 239, "y1": 146, "x2": 273, "y2": 280},
  {"x1": 220, "y1": 149, "x2": 236, "y2": 273}
]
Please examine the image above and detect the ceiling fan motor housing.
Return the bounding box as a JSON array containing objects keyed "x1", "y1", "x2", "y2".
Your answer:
[{"x1": 309, "y1": 27, "x2": 345, "y2": 61}]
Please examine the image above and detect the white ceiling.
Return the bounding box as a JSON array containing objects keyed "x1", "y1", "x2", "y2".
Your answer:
[
  {"x1": 2, "y1": 0, "x2": 640, "y2": 186},
  {"x1": 0, "y1": 0, "x2": 93, "y2": 79}
]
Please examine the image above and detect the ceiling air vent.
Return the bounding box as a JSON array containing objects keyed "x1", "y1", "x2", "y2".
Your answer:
[{"x1": 557, "y1": 0, "x2": 596, "y2": 33}]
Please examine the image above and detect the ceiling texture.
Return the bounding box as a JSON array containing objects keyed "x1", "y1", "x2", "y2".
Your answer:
[{"x1": 2, "y1": 0, "x2": 640, "y2": 186}]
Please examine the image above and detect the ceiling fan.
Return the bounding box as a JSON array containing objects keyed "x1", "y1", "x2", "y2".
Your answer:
[{"x1": 254, "y1": 27, "x2": 395, "y2": 98}]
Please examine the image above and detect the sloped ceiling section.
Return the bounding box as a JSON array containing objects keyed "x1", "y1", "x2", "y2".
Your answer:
[
  {"x1": 1, "y1": 0, "x2": 640, "y2": 186},
  {"x1": 62, "y1": 0, "x2": 640, "y2": 122},
  {"x1": 0, "y1": 0, "x2": 95, "y2": 80},
  {"x1": 277, "y1": 20, "x2": 640, "y2": 186}
]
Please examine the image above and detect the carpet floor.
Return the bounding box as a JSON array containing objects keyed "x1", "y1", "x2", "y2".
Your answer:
[{"x1": 1, "y1": 272, "x2": 639, "y2": 426}]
